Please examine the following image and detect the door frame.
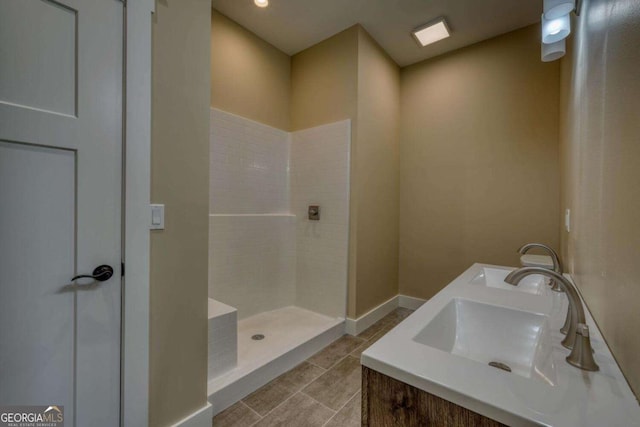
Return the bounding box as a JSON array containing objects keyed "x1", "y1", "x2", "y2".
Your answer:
[{"x1": 122, "y1": 0, "x2": 154, "y2": 426}]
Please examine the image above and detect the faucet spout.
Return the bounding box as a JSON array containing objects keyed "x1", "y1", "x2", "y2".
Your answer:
[
  {"x1": 518, "y1": 243, "x2": 563, "y2": 272},
  {"x1": 505, "y1": 267, "x2": 599, "y2": 372},
  {"x1": 518, "y1": 243, "x2": 563, "y2": 292}
]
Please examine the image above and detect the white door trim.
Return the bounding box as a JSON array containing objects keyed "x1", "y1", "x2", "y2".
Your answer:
[{"x1": 122, "y1": 1, "x2": 154, "y2": 426}]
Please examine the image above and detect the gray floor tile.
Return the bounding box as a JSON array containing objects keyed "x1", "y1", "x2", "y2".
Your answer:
[
  {"x1": 253, "y1": 392, "x2": 334, "y2": 427},
  {"x1": 382, "y1": 307, "x2": 413, "y2": 325},
  {"x1": 324, "y1": 391, "x2": 361, "y2": 427},
  {"x1": 212, "y1": 401, "x2": 261, "y2": 427},
  {"x1": 306, "y1": 335, "x2": 364, "y2": 369},
  {"x1": 243, "y1": 362, "x2": 325, "y2": 415},
  {"x1": 302, "y1": 356, "x2": 361, "y2": 411},
  {"x1": 353, "y1": 308, "x2": 414, "y2": 354},
  {"x1": 356, "y1": 319, "x2": 389, "y2": 341},
  {"x1": 357, "y1": 307, "x2": 413, "y2": 341},
  {"x1": 350, "y1": 327, "x2": 391, "y2": 358}
]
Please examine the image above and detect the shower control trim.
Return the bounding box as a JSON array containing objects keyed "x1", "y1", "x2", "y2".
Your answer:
[{"x1": 308, "y1": 205, "x2": 320, "y2": 221}]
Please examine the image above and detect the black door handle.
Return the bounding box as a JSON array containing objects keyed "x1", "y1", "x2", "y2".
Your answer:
[{"x1": 71, "y1": 265, "x2": 114, "y2": 282}]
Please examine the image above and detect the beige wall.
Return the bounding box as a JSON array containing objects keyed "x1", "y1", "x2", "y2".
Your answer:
[
  {"x1": 290, "y1": 26, "x2": 359, "y2": 132},
  {"x1": 211, "y1": 10, "x2": 291, "y2": 130},
  {"x1": 151, "y1": 1, "x2": 211, "y2": 425},
  {"x1": 354, "y1": 29, "x2": 401, "y2": 316},
  {"x1": 560, "y1": 0, "x2": 640, "y2": 395},
  {"x1": 399, "y1": 25, "x2": 561, "y2": 299}
]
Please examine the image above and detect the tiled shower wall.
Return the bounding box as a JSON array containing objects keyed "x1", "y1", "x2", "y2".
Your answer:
[
  {"x1": 209, "y1": 110, "x2": 290, "y2": 214},
  {"x1": 209, "y1": 108, "x2": 350, "y2": 320},
  {"x1": 210, "y1": 109, "x2": 294, "y2": 319},
  {"x1": 291, "y1": 121, "x2": 350, "y2": 318},
  {"x1": 208, "y1": 214, "x2": 296, "y2": 319}
]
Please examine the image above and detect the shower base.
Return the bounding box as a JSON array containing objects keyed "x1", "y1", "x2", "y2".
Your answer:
[{"x1": 207, "y1": 306, "x2": 344, "y2": 416}]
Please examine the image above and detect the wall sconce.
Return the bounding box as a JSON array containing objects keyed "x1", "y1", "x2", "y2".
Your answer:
[
  {"x1": 540, "y1": 0, "x2": 577, "y2": 62},
  {"x1": 542, "y1": 13, "x2": 571, "y2": 44},
  {"x1": 543, "y1": 0, "x2": 575, "y2": 19},
  {"x1": 542, "y1": 39, "x2": 566, "y2": 62}
]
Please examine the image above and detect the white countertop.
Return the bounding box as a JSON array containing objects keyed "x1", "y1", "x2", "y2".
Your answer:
[{"x1": 361, "y1": 263, "x2": 640, "y2": 427}]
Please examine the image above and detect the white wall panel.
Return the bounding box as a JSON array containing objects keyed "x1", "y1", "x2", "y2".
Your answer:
[
  {"x1": 210, "y1": 109, "x2": 290, "y2": 214},
  {"x1": 209, "y1": 214, "x2": 296, "y2": 319},
  {"x1": 291, "y1": 121, "x2": 350, "y2": 318}
]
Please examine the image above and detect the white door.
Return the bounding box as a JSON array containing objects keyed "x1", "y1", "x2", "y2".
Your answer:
[{"x1": 0, "y1": 0, "x2": 123, "y2": 426}]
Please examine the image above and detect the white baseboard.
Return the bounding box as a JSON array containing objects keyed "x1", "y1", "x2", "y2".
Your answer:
[
  {"x1": 170, "y1": 403, "x2": 213, "y2": 427},
  {"x1": 398, "y1": 295, "x2": 427, "y2": 310},
  {"x1": 345, "y1": 295, "x2": 399, "y2": 336},
  {"x1": 345, "y1": 294, "x2": 427, "y2": 336}
]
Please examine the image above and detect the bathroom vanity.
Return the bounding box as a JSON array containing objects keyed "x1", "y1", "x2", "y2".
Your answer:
[
  {"x1": 362, "y1": 365, "x2": 506, "y2": 426},
  {"x1": 361, "y1": 264, "x2": 640, "y2": 427}
]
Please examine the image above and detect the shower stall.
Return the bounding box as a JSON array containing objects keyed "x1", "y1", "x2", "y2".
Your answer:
[{"x1": 207, "y1": 108, "x2": 350, "y2": 411}]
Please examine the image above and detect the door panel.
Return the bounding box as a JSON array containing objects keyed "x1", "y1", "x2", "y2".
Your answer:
[
  {"x1": 0, "y1": 0, "x2": 123, "y2": 426},
  {"x1": 0, "y1": 0, "x2": 77, "y2": 116},
  {"x1": 0, "y1": 142, "x2": 76, "y2": 423}
]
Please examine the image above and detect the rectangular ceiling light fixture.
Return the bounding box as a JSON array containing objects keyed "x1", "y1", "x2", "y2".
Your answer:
[{"x1": 412, "y1": 18, "x2": 451, "y2": 47}]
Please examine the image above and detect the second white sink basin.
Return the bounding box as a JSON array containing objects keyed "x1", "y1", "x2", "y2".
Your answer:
[
  {"x1": 470, "y1": 267, "x2": 547, "y2": 295},
  {"x1": 413, "y1": 298, "x2": 556, "y2": 385}
]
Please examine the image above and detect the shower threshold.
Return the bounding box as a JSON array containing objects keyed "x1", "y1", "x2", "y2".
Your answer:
[{"x1": 207, "y1": 306, "x2": 344, "y2": 416}]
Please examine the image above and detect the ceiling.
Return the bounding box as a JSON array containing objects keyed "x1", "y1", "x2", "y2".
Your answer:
[{"x1": 210, "y1": 0, "x2": 542, "y2": 67}]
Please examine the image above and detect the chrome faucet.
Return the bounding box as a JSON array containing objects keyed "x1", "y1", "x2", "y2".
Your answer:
[
  {"x1": 518, "y1": 243, "x2": 563, "y2": 292},
  {"x1": 505, "y1": 267, "x2": 599, "y2": 371}
]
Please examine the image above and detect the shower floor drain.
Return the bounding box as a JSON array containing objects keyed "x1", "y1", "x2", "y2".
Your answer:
[{"x1": 251, "y1": 334, "x2": 265, "y2": 341}]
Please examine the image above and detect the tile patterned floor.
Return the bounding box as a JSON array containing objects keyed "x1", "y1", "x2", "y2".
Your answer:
[{"x1": 212, "y1": 307, "x2": 414, "y2": 427}]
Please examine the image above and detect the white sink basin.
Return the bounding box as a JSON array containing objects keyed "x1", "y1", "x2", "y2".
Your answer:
[
  {"x1": 470, "y1": 267, "x2": 547, "y2": 295},
  {"x1": 413, "y1": 298, "x2": 556, "y2": 385}
]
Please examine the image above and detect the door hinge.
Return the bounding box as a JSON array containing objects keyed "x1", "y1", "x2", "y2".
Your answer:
[{"x1": 121, "y1": 262, "x2": 125, "y2": 277}]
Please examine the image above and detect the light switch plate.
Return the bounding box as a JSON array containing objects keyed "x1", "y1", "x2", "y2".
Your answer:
[
  {"x1": 565, "y1": 208, "x2": 571, "y2": 233},
  {"x1": 150, "y1": 204, "x2": 165, "y2": 230}
]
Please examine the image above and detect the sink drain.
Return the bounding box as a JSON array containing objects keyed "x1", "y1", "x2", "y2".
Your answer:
[
  {"x1": 488, "y1": 361, "x2": 512, "y2": 372},
  {"x1": 251, "y1": 334, "x2": 265, "y2": 341}
]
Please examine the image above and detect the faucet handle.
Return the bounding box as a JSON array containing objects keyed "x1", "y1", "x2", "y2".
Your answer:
[
  {"x1": 576, "y1": 323, "x2": 590, "y2": 337},
  {"x1": 566, "y1": 323, "x2": 600, "y2": 372}
]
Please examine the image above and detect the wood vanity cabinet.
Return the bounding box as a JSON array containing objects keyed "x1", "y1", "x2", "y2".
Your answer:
[{"x1": 362, "y1": 367, "x2": 507, "y2": 427}]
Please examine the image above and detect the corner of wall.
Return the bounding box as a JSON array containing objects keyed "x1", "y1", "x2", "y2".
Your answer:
[
  {"x1": 211, "y1": 9, "x2": 291, "y2": 131},
  {"x1": 150, "y1": 0, "x2": 211, "y2": 425},
  {"x1": 353, "y1": 26, "x2": 401, "y2": 318}
]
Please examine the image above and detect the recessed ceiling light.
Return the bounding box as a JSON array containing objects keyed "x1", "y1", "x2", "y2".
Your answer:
[
  {"x1": 412, "y1": 18, "x2": 451, "y2": 47},
  {"x1": 254, "y1": 0, "x2": 268, "y2": 7}
]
